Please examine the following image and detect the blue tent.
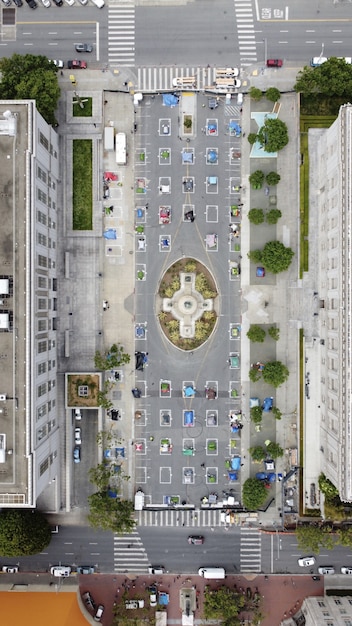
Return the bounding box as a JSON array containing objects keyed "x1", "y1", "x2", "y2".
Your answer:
[
  {"x1": 228, "y1": 471, "x2": 238, "y2": 481},
  {"x1": 262, "y1": 397, "x2": 273, "y2": 412},
  {"x1": 182, "y1": 151, "x2": 193, "y2": 163},
  {"x1": 231, "y1": 456, "x2": 241, "y2": 471},
  {"x1": 184, "y1": 386, "x2": 195, "y2": 397},
  {"x1": 162, "y1": 93, "x2": 179, "y2": 107},
  {"x1": 229, "y1": 121, "x2": 242, "y2": 136},
  {"x1": 207, "y1": 150, "x2": 218, "y2": 163},
  {"x1": 184, "y1": 410, "x2": 194, "y2": 426},
  {"x1": 103, "y1": 228, "x2": 117, "y2": 239}
]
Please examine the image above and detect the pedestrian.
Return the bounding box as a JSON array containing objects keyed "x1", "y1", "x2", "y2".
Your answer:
[
  {"x1": 182, "y1": 523, "x2": 185, "y2": 527},
  {"x1": 60, "y1": 70, "x2": 63, "y2": 76},
  {"x1": 242, "y1": 132, "x2": 246, "y2": 138},
  {"x1": 200, "y1": 463, "x2": 205, "y2": 468},
  {"x1": 93, "y1": 123, "x2": 96, "y2": 128}
]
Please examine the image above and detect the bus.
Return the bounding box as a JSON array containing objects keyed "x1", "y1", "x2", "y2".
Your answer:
[{"x1": 116, "y1": 132, "x2": 126, "y2": 165}]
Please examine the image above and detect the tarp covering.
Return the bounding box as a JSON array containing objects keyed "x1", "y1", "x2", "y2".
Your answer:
[
  {"x1": 103, "y1": 228, "x2": 117, "y2": 239},
  {"x1": 163, "y1": 93, "x2": 179, "y2": 107},
  {"x1": 184, "y1": 386, "x2": 195, "y2": 397},
  {"x1": 182, "y1": 151, "x2": 194, "y2": 163},
  {"x1": 184, "y1": 411, "x2": 194, "y2": 425},
  {"x1": 207, "y1": 150, "x2": 217, "y2": 163},
  {"x1": 231, "y1": 456, "x2": 241, "y2": 471}
]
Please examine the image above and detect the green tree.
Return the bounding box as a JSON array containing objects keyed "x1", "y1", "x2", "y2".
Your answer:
[
  {"x1": 0, "y1": 54, "x2": 60, "y2": 125},
  {"x1": 242, "y1": 478, "x2": 268, "y2": 509},
  {"x1": 248, "y1": 208, "x2": 265, "y2": 224},
  {"x1": 249, "y1": 170, "x2": 265, "y2": 189},
  {"x1": 318, "y1": 473, "x2": 339, "y2": 498},
  {"x1": 87, "y1": 492, "x2": 136, "y2": 533},
  {"x1": 262, "y1": 361, "x2": 289, "y2": 387},
  {"x1": 266, "y1": 442, "x2": 284, "y2": 459},
  {"x1": 203, "y1": 586, "x2": 245, "y2": 625},
  {"x1": 265, "y1": 87, "x2": 281, "y2": 102},
  {"x1": 296, "y1": 525, "x2": 336, "y2": 554},
  {"x1": 266, "y1": 208, "x2": 282, "y2": 224},
  {"x1": 249, "y1": 368, "x2": 261, "y2": 382},
  {"x1": 257, "y1": 118, "x2": 289, "y2": 153},
  {"x1": 249, "y1": 446, "x2": 266, "y2": 463},
  {"x1": 272, "y1": 406, "x2": 282, "y2": 420},
  {"x1": 184, "y1": 116, "x2": 192, "y2": 128},
  {"x1": 94, "y1": 344, "x2": 130, "y2": 371},
  {"x1": 249, "y1": 86, "x2": 263, "y2": 101},
  {"x1": 294, "y1": 57, "x2": 352, "y2": 97},
  {"x1": 250, "y1": 406, "x2": 263, "y2": 424},
  {"x1": 248, "y1": 249, "x2": 263, "y2": 263},
  {"x1": 260, "y1": 240, "x2": 294, "y2": 273},
  {"x1": 0, "y1": 509, "x2": 51, "y2": 556},
  {"x1": 247, "y1": 325, "x2": 266, "y2": 342},
  {"x1": 268, "y1": 326, "x2": 280, "y2": 341},
  {"x1": 266, "y1": 171, "x2": 281, "y2": 185},
  {"x1": 248, "y1": 132, "x2": 258, "y2": 145},
  {"x1": 337, "y1": 527, "x2": 352, "y2": 546}
]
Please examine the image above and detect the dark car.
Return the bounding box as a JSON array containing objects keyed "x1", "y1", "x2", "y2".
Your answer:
[
  {"x1": 266, "y1": 59, "x2": 283, "y2": 68},
  {"x1": 2, "y1": 0, "x2": 12, "y2": 5},
  {"x1": 73, "y1": 446, "x2": 81, "y2": 464},
  {"x1": 82, "y1": 591, "x2": 96, "y2": 612},
  {"x1": 12, "y1": 0, "x2": 23, "y2": 6},
  {"x1": 25, "y1": 0, "x2": 37, "y2": 5},
  {"x1": 67, "y1": 60, "x2": 87, "y2": 69},
  {"x1": 183, "y1": 178, "x2": 193, "y2": 192},
  {"x1": 188, "y1": 535, "x2": 204, "y2": 545},
  {"x1": 208, "y1": 97, "x2": 218, "y2": 109},
  {"x1": 135, "y1": 351, "x2": 147, "y2": 371},
  {"x1": 75, "y1": 43, "x2": 93, "y2": 53},
  {"x1": 52, "y1": 0, "x2": 63, "y2": 5}
]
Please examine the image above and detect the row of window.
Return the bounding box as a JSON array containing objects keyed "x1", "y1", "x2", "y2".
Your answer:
[
  {"x1": 36, "y1": 418, "x2": 56, "y2": 444},
  {"x1": 37, "y1": 298, "x2": 57, "y2": 313},
  {"x1": 39, "y1": 132, "x2": 58, "y2": 159},
  {"x1": 37, "y1": 360, "x2": 56, "y2": 376},
  {"x1": 38, "y1": 254, "x2": 56, "y2": 269},
  {"x1": 37, "y1": 188, "x2": 57, "y2": 211},
  {"x1": 39, "y1": 450, "x2": 57, "y2": 477},
  {"x1": 37, "y1": 210, "x2": 56, "y2": 230},
  {"x1": 37, "y1": 232, "x2": 56, "y2": 249},
  {"x1": 37, "y1": 380, "x2": 56, "y2": 397},
  {"x1": 36, "y1": 398, "x2": 56, "y2": 422}
]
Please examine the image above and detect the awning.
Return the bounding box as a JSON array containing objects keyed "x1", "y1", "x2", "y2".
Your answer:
[
  {"x1": 0, "y1": 279, "x2": 9, "y2": 295},
  {"x1": 0, "y1": 313, "x2": 9, "y2": 329}
]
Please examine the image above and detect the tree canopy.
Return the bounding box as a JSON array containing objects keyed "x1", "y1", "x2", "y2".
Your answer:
[
  {"x1": 294, "y1": 57, "x2": 352, "y2": 97},
  {"x1": 262, "y1": 361, "x2": 289, "y2": 387},
  {"x1": 260, "y1": 240, "x2": 294, "y2": 274},
  {"x1": 0, "y1": 54, "x2": 60, "y2": 126},
  {"x1": 257, "y1": 118, "x2": 289, "y2": 153},
  {"x1": 94, "y1": 343, "x2": 130, "y2": 370},
  {"x1": 296, "y1": 524, "x2": 336, "y2": 553},
  {"x1": 247, "y1": 325, "x2": 266, "y2": 342},
  {"x1": 242, "y1": 478, "x2": 268, "y2": 509},
  {"x1": 0, "y1": 509, "x2": 51, "y2": 556},
  {"x1": 249, "y1": 445, "x2": 266, "y2": 463}
]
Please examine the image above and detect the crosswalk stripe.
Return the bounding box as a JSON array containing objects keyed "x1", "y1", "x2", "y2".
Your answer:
[
  {"x1": 234, "y1": 0, "x2": 257, "y2": 67},
  {"x1": 108, "y1": 5, "x2": 136, "y2": 67}
]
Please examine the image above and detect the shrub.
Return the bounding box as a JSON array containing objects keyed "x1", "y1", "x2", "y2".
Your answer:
[
  {"x1": 272, "y1": 407, "x2": 282, "y2": 420},
  {"x1": 248, "y1": 133, "x2": 258, "y2": 145},
  {"x1": 266, "y1": 208, "x2": 282, "y2": 224},
  {"x1": 268, "y1": 326, "x2": 280, "y2": 341},
  {"x1": 249, "y1": 86, "x2": 262, "y2": 101},
  {"x1": 249, "y1": 368, "x2": 261, "y2": 382},
  {"x1": 247, "y1": 325, "x2": 266, "y2": 342},
  {"x1": 265, "y1": 87, "x2": 281, "y2": 102},
  {"x1": 248, "y1": 249, "x2": 263, "y2": 263},
  {"x1": 242, "y1": 478, "x2": 268, "y2": 510},
  {"x1": 248, "y1": 208, "x2": 265, "y2": 224},
  {"x1": 250, "y1": 406, "x2": 263, "y2": 424},
  {"x1": 249, "y1": 446, "x2": 267, "y2": 463},
  {"x1": 249, "y1": 170, "x2": 265, "y2": 189},
  {"x1": 266, "y1": 171, "x2": 281, "y2": 185},
  {"x1": 257, "y1": 118, "x2": 289, "y2": 153}
]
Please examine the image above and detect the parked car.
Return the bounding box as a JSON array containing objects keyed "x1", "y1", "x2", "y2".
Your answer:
[
  {"x1": 94, "y1": 605, "x2": 104, "y2": 621},
  {"x1": 318, "y1": 566, "x2": 335, "y2": 575},
  {"x1": 41, "y1": 0, "x2": 50, "y2": 6},
  {"x1": 188, "y1": 535, "x2": 204, "y2": 545},
  {"x1": 208, "y1": 97, "x2": 218, "y2": 109},
  {"x1": 149, "y1": 587, "x2": 157, "y2": 607},
  {"x1": 74, "y1": 427, "x2": 82, "y2": 445},
  {"x1": 67, "y1": 60, "x2": 87, "y2": 69},
  {"x1": 341, "y1": 567, "x2": 352, "y2": 575},
  {"x1": 50, "y1": 566, "x2": 71, "y2": 577},
  {"x1": 77, "y1": 565, "x2": 95, "y2": 574},
  {"x1": 148, "y1": 565, "x2": 165, "y2": 575},
  {"x1": 12, "y1": 0, "x2": 23, "y2": 6},
  {"x1": 25, "y1": 0, "x2": 37, "y2": 7},
  {"x1": 74, "y1": 408, "x2": 82, "y2": 420},
  {"x1": 73, "y1": 446, "x2": 81, "y2": 463},
  {"x1": 90, "y1": 0, "x2": 105, "y2": 7},
  {"x1": 78, "y1": 0, "x2": 88, "y2": 4},
  {"x1": 267, "y1": 59, "x2": 283, "y2": 67},
  {"x1": 310, "y1": 56, "x2": 327, "y2": 67},
  {"x1": 234, "y1": 78, "x2": 241, "y2": 88},
  {"x1": 2, "y1": 0, "x2": 11, "y2": 5},
  {"x1": 162, "y1": 124, "x2": 170, "y2": 135},
  {"x1": 52, "y1": 0, "x2": 63, "y2": 5},
  {"x1": 2, "y1": 566, "x2": 18, "y2": 573},
  {"x1": 298, "y1": 556, "x2": 315, "y2": 567},
  {"x1": 64, "y1": 0, "x2": 74, "y2": 4},
  {"x1": 75, "y1": 43, "x2": 93, "y2": 53},
  {"x1": 82, "y1": 591, "x2": 96, "y2": 611}
]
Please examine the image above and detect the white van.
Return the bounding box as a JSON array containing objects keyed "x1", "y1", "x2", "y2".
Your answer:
[
  {"x1": 198, "y1": 567, "x2": 225, "y2": 579},
  {"x1": 91, "y1": 0, "x2": 104, "y2": 7}
]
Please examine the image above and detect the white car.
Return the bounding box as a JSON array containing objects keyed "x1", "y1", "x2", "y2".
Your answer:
[
  {"x1": 41, "y1": 0, "x2": 50, "y2": 5},
  {"x1": 64, "y1": 0, "x2": 74, "y2": 4},
  {"x1": 74, "y1": 408, "x2": 82, "y2": 420},
  {"x1": 318, "y1": 566, "x2": 335, "y2": 575},
  {"x1": 234, "y1": 78, "x2": 241, "y2": 89},
  {"x1": 74, "y1": 427, "x2": 81, "y2": 445},
  {"x1": 51, "y1": 60, "x2": 64, "y2": 69},
  {"x1": 50, "y1": 566, "x2": 71, "y2": 577},
  {"x1": 341, "y1": 567, "x2": 352, "y2": 574},
  {"x1": 2, "y1": 566, "x2": 18, "y2": 573},
  {"x1": 298, "y1": 556, "x2": 315, "y2": 567}
]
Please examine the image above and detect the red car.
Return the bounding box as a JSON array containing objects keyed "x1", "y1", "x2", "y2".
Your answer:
[
  {"x1": 67, "y1": 60, "x2": 87, "y2": 69},
  {"x1": 267, "y1": 59, "x2": 283, "y2": 68}
]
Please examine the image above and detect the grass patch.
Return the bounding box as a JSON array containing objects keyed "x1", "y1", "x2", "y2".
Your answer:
[
  {"x1": 72, "y1": 96, "x2": 93, "y2": 117},
  {"x1": 299, "y1": 113, "x2": 335, "y2": 277},
  {"x1": 299, "y1": 328, "x2": 304, "y2": 516},
  {"x1": 72, "y1": 139, "x2": 93, "y2": 230}
]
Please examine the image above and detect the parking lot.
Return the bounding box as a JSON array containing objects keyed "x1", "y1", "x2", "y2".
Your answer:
[{"x1": 133, "y1": 92, "x2": 245, "y2": 508}]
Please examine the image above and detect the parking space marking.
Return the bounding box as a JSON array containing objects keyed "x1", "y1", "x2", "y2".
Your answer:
[
  {"x1": 160, "y1": 466, "x2": 172, "y2": 483},
  {"x1": 205, "y1": 176, "x2": 218, "y2": 194},
  {"x1": 205, "y1": 205, "x2": 218, "y2": 223},
  {"x1": 159, "y1": 234, "x2": 171, "y2": 251},
  {"x1": 205, "y1": 410, "x2": 218, "y2": 427}
]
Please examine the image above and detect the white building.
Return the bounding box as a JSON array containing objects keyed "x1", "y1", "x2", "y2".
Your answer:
[
  {"x1": 281, "y1": 595, "x2": 352, "y2": 626},
  {"x1": 0, "y1": 101, "x2": 60, "y2": 508},
  {"x1": 312, "y1": 104, "x2": 352, "y2": 502}
]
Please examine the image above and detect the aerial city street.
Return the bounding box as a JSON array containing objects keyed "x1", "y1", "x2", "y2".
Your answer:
[{"x1": 1, "y1": 0, "x2": 352, "y2": 624}]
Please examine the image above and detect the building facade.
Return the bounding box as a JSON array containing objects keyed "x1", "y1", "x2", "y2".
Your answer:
[{"x1": 0, "y1": 100, "x2": 60, "y2": 508}]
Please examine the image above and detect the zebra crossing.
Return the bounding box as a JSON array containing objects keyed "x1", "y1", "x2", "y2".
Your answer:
[
  {"x1": 108, "y1": 3, "x2": 135, "y2": 67},
  {"x1": 113, "y1": 530, "x2": 149, "y2": 573},
  {"x1": 136, "y1": 66, "x2": 219, "y2": 94},
  {"x1": 240, "y1": 527, "x2": 262, "y2": 573},
  {"x1": 234, "y1": 0, "x2": 258, "y2": 68},
  {"x1": 135, "y1": 508, "x2": 227, "y2": 528}
]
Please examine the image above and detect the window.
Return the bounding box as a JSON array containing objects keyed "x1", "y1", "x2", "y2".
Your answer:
[
  {"x1": 37, "y1": 383, "x2": 47, "y2": 398},
  {"x1": 38, "y1": 254, "x2": 47, "y2": 268},
  {"x1": 39, "y1": 458, "x2": 49, "y2": 476},
  {"x1": 37, "y1": 166, "x2": 47, "y2": 183},
  {"x1": 37, "y1": 232, "x2": 47, "y2": 246},
  {"x1": 37, "y1": 362, "x2": 46, "y2": 375},
  {"x1": 36, "y1": 404, "x2": 47, "y2": 421},
  {"x1": 38, "y1": 298, "x2": 47, "y2": 310},
  {"x1": 38, "y1": 341, "x2": 47, "y2": 354},
  {"x1": 37, "y1": 210, "x2": 47, "y2": 225},
  {"x1": 335, "y1": 600, "x2": 342, "y2": 606},
  {"x1": 38, "y1": 319, "x2": 47, "y2": 332},
  {"x1": 38, "y1": 276, "x2": 47, "y2": 290},
  {"x1": 318, "y1": 601, "x2": 326, "y2": 607},
  {"x1": 39, "y1": 132, "x2": 49, "y2": 150},
  {"x1": 37, "y1": 188, "x2": 47, "y2": 204}
]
